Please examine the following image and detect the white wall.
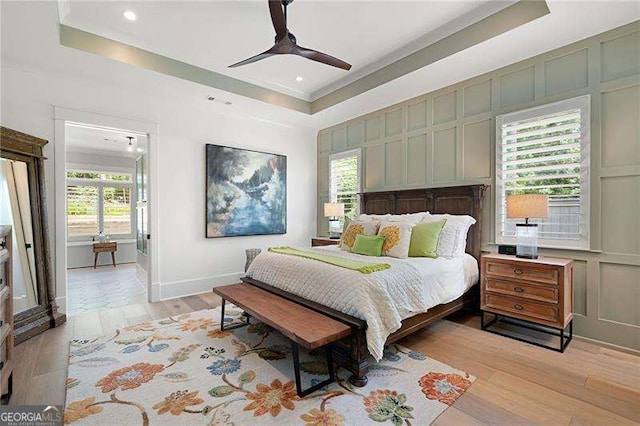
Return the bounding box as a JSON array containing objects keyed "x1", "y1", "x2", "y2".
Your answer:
[
  {"x1": 66, "y1": 151, "x2": 136, "y2": 173},
  {"x1": 1, "y1": 66, "x2": 317, "y2": 309},
  {"x1": 67, "y1": 241, "x2": 137, "y2": 269}
]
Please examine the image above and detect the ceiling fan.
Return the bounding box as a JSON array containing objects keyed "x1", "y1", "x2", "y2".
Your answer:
[{"x1": 229, "y1": 0, "x2": 351, "y2": 71}]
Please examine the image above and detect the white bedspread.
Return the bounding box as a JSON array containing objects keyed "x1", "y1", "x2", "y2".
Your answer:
[{"x1": 245, "y1": 247, "x2": 477, "y2": 361}]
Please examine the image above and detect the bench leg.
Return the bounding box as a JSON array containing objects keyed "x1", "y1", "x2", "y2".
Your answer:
[
  {"x1": 291, "y1": 342, "x2": 336, "y2": 397},
  {"x1": 220, "y1": 299, "x2": 226, "y2": 330},
  {"x1": 219, "y1": 299, "x2": 249, "y2": 331}
]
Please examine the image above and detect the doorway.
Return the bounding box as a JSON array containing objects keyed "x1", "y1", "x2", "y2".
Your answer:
[{"x1": 59, "y1": 119, "x2": 153, "y2": 316}]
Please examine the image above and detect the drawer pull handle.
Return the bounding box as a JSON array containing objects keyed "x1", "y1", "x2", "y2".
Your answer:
[
  {"x1": 514, "y1": 287, "x2": 524, "y2": 293},
  {"x1": 514, "y1": 304, "x2": 524, "y2": 310},
  {"x1": 514, "y1": 269, "x2": 523, "y2": 275}
]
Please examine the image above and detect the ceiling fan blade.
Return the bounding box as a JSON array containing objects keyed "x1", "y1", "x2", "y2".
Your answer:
[
  {"x1": 295, "y1": 46, "x2": 352, "y2": 70},
  {"x1": 268, "y1": 0, "x2": 287, "y2": 40},
  {"x1": 228, "y1": 47, "x2": 278, "y2": 68}
]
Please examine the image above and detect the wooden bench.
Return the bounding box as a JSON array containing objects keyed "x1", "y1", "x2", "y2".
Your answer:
[{"x1": 213, "y1": 283, "x2": 351, "y2": 396}]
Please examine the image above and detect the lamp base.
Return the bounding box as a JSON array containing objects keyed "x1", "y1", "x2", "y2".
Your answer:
[
  {"x1": 328, "y1": 218, "x2": 341, "y2": 240},
  {"x1": 516, "y1": 223, "x2": 539, "y2": 259}
]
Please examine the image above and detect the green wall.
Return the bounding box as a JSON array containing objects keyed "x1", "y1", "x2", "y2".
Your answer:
[{"x1": 317, "y1": 21, "x2": 640, "y2": 351}]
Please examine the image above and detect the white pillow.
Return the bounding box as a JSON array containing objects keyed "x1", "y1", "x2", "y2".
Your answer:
[
  {"x1": 421, "y1": 214, "x2": 476, "y2": 257},
  {"x1": 389, "y1": 212, "x2": 430, "y2": 224},
  {"x1": 377, "y1": 221, "x2": 414, "y2": 258},
  {"x1": 341, "y1": 220, "x2": 379, "y2": 251},
  {"x1": 360, "y1": 212, "x2": 429, "y2": 224},
  {"x1": 357, "y1": 213, "x2": 391, "y2": 223}
]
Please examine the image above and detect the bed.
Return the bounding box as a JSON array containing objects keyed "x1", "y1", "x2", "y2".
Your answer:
[{"x1": 243, "y1": 184, "x2": 488, "y2": 385}]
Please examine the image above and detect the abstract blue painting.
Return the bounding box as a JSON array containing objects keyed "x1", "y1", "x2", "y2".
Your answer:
[{"x1": 206, "y1": 144, "x2": 286, "y2": 237}]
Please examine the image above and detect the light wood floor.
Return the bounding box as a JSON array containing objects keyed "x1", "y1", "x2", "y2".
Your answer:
[{"x1": 11, "y1": 293, "x2": 640, "y2": 425}]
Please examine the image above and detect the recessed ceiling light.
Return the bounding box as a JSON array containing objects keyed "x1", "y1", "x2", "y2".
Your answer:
[
  {"x1": 296, "y1": 76, "x2": 303, "y2": 82},
  {"x1": 123, "y1": 10, "x2": 137, "y2": 21}
]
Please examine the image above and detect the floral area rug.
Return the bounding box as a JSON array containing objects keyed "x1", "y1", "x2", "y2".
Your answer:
[{"x1": 65, "y1": 306, "x2": 475, "y2": 425}]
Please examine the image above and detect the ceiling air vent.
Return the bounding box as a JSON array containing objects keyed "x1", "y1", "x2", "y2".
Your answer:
[{"x1": 205, "y1": 96, "x2": 232, "y2": 106}]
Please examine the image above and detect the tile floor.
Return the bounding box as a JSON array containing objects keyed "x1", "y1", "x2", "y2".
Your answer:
[{"x1": 67, "y1": 263, "x2": 147, "y2": 316}]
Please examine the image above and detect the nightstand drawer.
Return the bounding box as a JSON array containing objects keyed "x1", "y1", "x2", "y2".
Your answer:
[
  {"x1": 484, "y1": 277, "x2": 558, "y2": 304},
  {"x1": 485, "y1": 260, "x2": 559, "y2": 285},
  {"x1": 484, "y1": 293, "x2": 559, "y2": 324}
]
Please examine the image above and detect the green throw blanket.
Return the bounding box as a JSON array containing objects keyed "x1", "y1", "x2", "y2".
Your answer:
[{"x1": 268, "y1": 246, "x2": 390, "y2": 274}]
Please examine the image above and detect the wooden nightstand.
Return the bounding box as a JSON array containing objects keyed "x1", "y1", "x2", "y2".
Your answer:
[
  {"x1": 480, "y1": 253, "x2": 574, "y2": 352},
  {"x1": 93, "y1": 242, "x2": 118, "y2": 268},
  {"x1": 311, "y1": 237, "x2": 341, "y2": 247}
]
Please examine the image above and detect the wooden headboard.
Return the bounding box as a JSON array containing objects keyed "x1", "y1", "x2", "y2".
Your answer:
[{"x1": 360, "y1": 185, "x2": 488, "y2": 262}]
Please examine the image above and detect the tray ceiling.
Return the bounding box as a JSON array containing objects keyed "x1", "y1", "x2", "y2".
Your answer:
[{"x1": 59, "y1": 1, "x2": 503, "y2": 101}]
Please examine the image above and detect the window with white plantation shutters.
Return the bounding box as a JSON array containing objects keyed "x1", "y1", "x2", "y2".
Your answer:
[
  {"x1": 67, "y1": 170, "x2": 135, "y2": 240},
  {"x1": 329, "y1": 149, "x2": 361, "y2": 225},
  {"x1": 496, "y1": 95, "x2": 590, "y2": 250},
  {"x1": 67, "y1": 185, "x2": 99, "y2": 237}
]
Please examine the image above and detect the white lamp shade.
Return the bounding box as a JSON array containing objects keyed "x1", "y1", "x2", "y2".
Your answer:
[
  {"x1": 506, "y1": 194, "x2": 549, "y2": 219},
  {"x1": 324, "y1": 202, "x2": 345, "y2": 217}
]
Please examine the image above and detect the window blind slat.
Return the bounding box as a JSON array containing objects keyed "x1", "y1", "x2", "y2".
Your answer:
[
  {"x1": 504, "y1": 122, "x2": 579, "y2": 141},
  {"x1": 503, "y1": 112, "x2": 580, "y2": 132},
  {"x1": 503, "y1": 173, "x2": 580, "y2": 184},
  {"x1": 503, "y1": 152, "x2": 580, "y2": 167},
  {"x1": 504, "y1": 162, "x2": 580, "y2": 174},
  {"x1": 503, "y1": 131, "x2": 580, "y2": 150},
  {"x1": 503, "y1": 142, "x2": 580, "y2": 158}
]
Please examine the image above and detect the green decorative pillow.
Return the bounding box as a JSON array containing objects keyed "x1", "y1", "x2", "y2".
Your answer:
[
  {"x1": 351, "y1": 234, "x2": 385, "y2": 257},
  {"x1": 408, "y1": 219, "x2": 447, "y2": 258}
]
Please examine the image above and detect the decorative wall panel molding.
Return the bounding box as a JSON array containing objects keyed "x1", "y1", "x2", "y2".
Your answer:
[{"x1": 317, "y1": 21, "x2": 640, "y2": 351}]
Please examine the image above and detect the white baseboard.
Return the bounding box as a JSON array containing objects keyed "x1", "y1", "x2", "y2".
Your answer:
[
  {"x1": 56, "y1": 296, "x2": 67, "y2": 315},
  {"x1": 158, "y1": 272, "x2": 243, "y2": 301},
  {"x1": 150, "y1": 281, "x2": 161, "y2": 302},
  {"x1": 136, "y1": 263, "x2": 147, "y2": 286}
]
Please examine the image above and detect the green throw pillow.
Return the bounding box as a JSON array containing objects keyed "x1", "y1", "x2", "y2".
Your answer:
[
  {"x1": 408, "y1": 219, "x2": 447, "y2": 258},
  {"x1": 351, "y1": 234, "x2": 385, "y2": 257}
]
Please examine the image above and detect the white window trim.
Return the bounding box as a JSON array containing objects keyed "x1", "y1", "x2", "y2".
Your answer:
[
  {"x1": 67, "y1": 163, "x2": 134, "y2": 175},
  {"x1": 495, "y1": 95, "x2": 591, "y2": 250},
  {"x1": 328, "y1": 148, "x2": 362, "y2": 210},
  {"x1": 67, "y1": 170, "x2": 136, "y2": 241}
]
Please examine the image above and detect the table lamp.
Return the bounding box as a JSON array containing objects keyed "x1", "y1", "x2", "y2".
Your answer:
[
  {"x1": 506, "y1": 194, "x2": 548, "y2": 259},
  {"x1": 323, "y1": 202, "x2": 344, "y2": 239}
]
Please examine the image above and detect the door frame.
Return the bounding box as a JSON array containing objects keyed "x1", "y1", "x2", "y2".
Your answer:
[{"x1": 53, "y1": 107, "x2": 161, "y2": 313}]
